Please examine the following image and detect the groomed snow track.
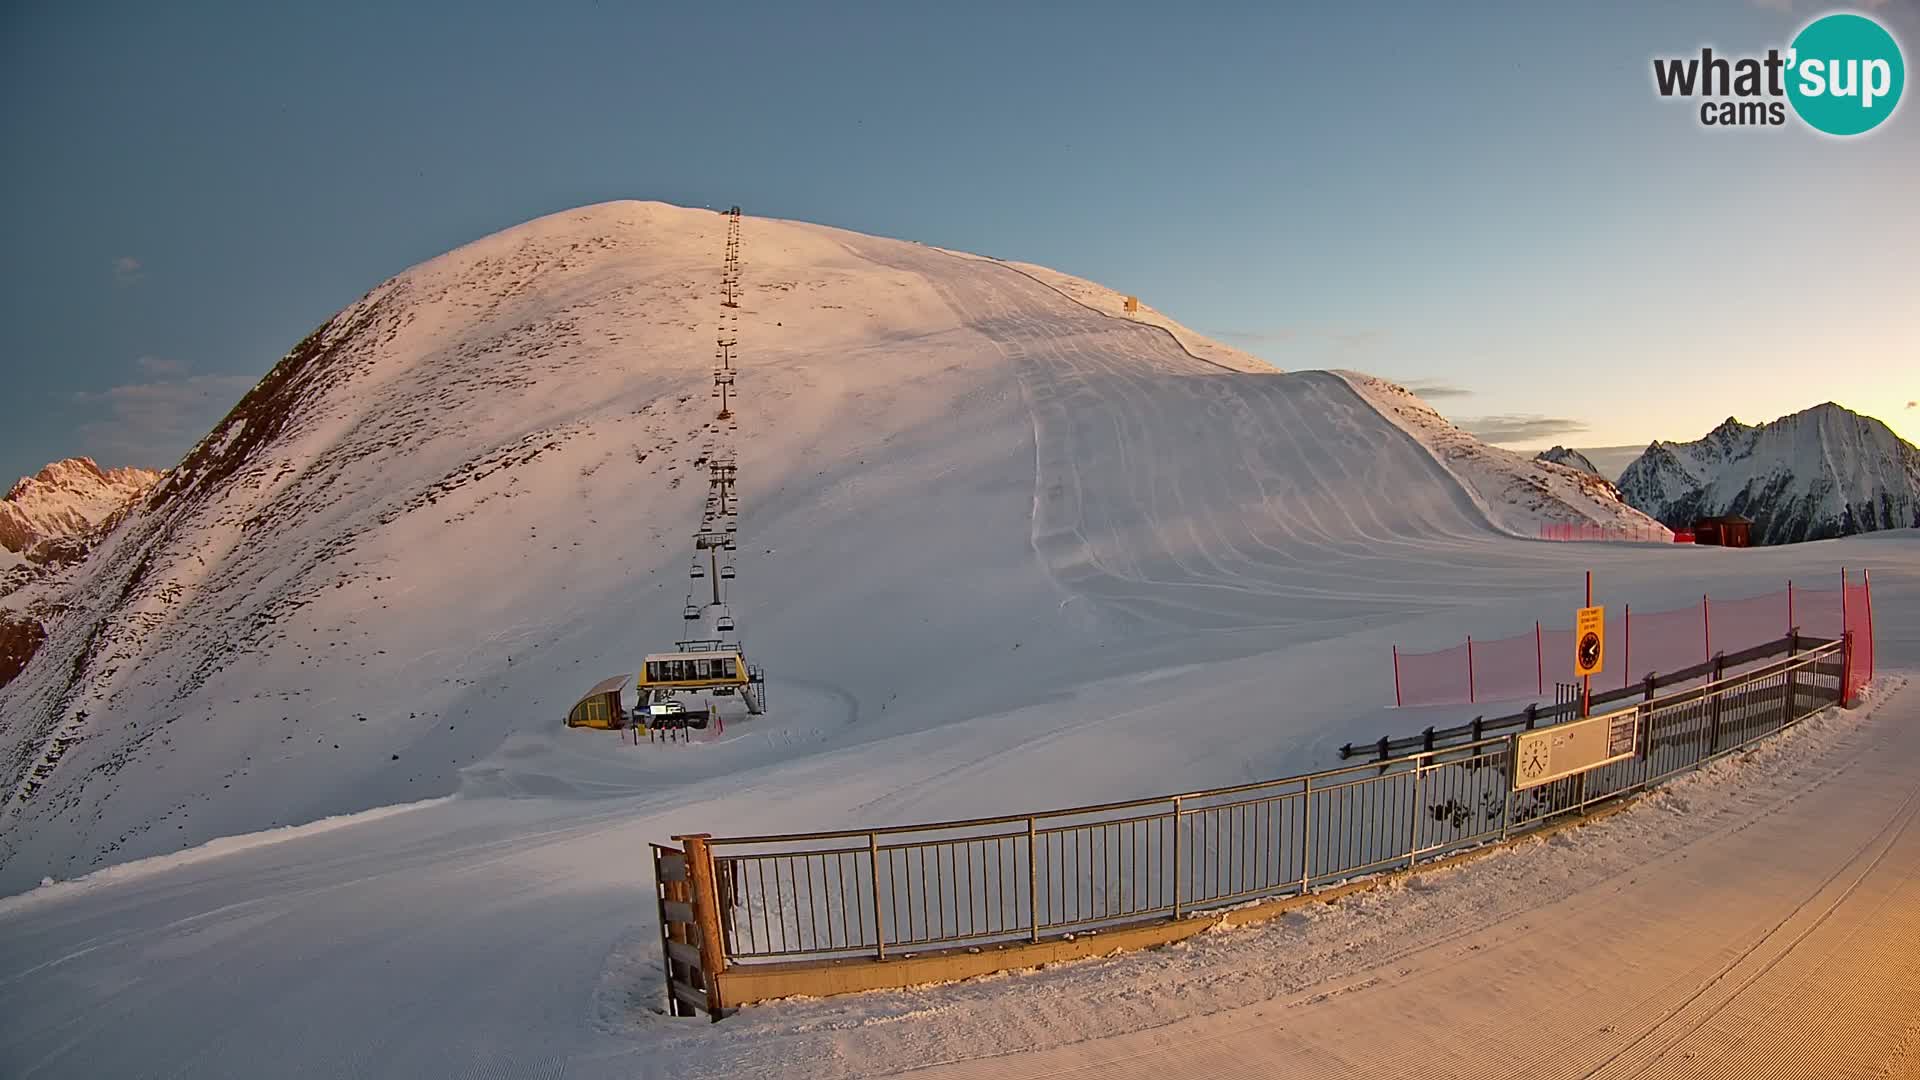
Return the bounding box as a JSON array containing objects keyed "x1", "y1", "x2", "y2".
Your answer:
[{"x1": 845, "y1": 236, "x2": 1530, "y2": 639}]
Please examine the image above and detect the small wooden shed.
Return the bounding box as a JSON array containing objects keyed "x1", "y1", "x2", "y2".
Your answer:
[
  {"x1": 1691, "y1": 514, "x2": 1754, "y2": 548},
  {"x1": 566, "y1": 674, "x2": 631, "y2": 729}
]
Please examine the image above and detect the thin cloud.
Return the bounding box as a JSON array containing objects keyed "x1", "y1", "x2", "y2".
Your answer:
[
  {"x1": 1206, "y1": 328, "x2": 1297, "y2": 346},
  {"x1": 1204, "y1": 326, "x2": 1385, "y2": 353},
  {"x1": 72, "y1": 368, "x2": 254, "y2": 469},
  {"x1": 135, "y1": 355, "x2": 188, "y2": 376},
  {"x1": 1403, "y1": 380, "x2": 1472, "y2": 400},
  {"x1": 1330, "y1": 328, "x2": 1387, "y2": 351},
  {"x1": 1459, "y1": 414, "x2": 1591, "y2": 443},
  {"x1": 112, "y1": 256, "x2": 144, "y2": 284}
]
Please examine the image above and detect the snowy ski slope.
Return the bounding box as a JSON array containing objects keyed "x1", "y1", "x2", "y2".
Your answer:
[{"x1": 0, "y1": 201, "x2": 1658, "y2": 889}]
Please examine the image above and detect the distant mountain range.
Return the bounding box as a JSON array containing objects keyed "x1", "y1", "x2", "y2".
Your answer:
[{"x1": 1617, "y1": 404, "x2": 1920, "y2": 545}]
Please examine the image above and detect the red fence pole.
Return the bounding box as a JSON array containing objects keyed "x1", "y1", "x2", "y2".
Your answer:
[
  {"x1": 1787, "y1": 579, "x2": 1795, "y2": 634},
  {"x1": 1865, "y1": 569, "x2": 1875, "y2": 684},
  {"x1": 1467, "y1": 636, "x2": 1476, "y2": 704},
  {"x1": 1393, "y1": 646, "x2": 1402, "y2": 708},
  {"x1": 1623, "y1": 603, "x2": 1631, "y2": 689},
  {"x1": 1535, "y1": 621, "x2": 1544, "y2": 696}
]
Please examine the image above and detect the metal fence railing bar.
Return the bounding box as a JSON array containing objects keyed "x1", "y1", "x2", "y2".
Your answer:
[{"x1": 696, "y1": 636, "x2": 1851, "y2": 966}]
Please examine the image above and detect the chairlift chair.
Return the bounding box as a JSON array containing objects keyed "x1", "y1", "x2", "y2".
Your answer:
[
  {"x1": 716, "y1": 612, "x2": 736, "y2": 633},
  {"x1": 690, "y1": 558, "x2": 705, "y2": 579},
  {"x1": 720, "y1": 563, "x2": 736, "y2": 580},
  {"x1": 683, "y1": 600, "x2": 700, "y2": 620}
]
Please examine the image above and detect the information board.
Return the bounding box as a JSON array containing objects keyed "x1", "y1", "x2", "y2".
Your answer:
[{"x1": 1513, "y1": 707, "x2": 1639, "y2": 790}]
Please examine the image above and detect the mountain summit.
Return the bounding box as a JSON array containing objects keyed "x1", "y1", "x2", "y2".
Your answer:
[
  {"x1": 0, "y1": 457, "x2": 161, "y2": 558},
  {"x1": 1535, "y1": 446, "x2": 1602, "y2": 478},
  {"x1": 1618, "y1": 403, "x2": 1920, "y2": 544}
]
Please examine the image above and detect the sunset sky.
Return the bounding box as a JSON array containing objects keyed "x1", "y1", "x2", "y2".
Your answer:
[{"x1": 1, "y1": 0, "x2": 1913, "y2": 485}]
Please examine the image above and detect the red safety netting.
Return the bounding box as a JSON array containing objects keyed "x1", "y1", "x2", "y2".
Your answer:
[
  {"x1": 1540, "y1": 627, "x2": 1577, "y2": 687},
  {"x1": 1538, "y1": 523, "x2": 1673, "y2": 543},
  {"x1": 1708, "y1": 590, "x2": 1791, "y2": 658},
  {"x1": 1845, "y1": 577, "x2": 1875, "y2": 702},
  {"x1": 1391, "y1": 577, "x2": 1876, "y2": 708},
  {"x1": 1792, "y1": 586, "x2": 1845, "y2": 641},
  {"x1": 1472, "y1": 628, "x2": 1545, "y2": 703},
  {"x1": 1620, "y1": 602, "x2": 1710, "y2": 683},
  {"x1": 1395, "y1": 641, "x2": 1471, "y2": 706}
]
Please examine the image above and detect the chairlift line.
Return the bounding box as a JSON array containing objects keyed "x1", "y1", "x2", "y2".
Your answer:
[{"x1": 626, "y1": 201, "x2": 765, "y2": 723}]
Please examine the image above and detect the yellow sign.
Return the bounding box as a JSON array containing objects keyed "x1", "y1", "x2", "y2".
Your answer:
[
  {"x1": 1574, "y1": 605, "x2": 1605, "y2": 677},
  {"x1": 1514, "y1": 708, "x2": 1639, "y2": 790}
]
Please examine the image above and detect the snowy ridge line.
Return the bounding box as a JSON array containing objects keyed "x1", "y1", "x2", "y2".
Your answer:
[
  {"x1": 680, "y1": 641, "x2": 1848, "y2": 995},
  {"x1": 929, "y1": 248, "x2": 1258, "y2": 376},
  {"x1": 1336, "y1": 371, "x2": 1667, "y2": 540}
]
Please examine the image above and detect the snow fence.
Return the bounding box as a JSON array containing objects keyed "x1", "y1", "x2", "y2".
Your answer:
[{"x1": 1391, "y1": 574, "x2": 1873, "y2": 709}]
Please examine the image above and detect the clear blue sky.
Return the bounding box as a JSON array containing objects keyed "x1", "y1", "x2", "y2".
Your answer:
[{"x1": 2, "y1": 0, "x2": 1914, "y2": 485}]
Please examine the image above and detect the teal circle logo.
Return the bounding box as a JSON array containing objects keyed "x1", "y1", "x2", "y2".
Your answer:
[{"x1": 1787, "y1": 13, "x2": 1905, "y2": 135}]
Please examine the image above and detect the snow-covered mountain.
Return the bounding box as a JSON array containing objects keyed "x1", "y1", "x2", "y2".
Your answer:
[
  {"x1": 1536, "y1": 445, "x2": 1602, "y2": 477},
  {"x1": 1343, "y1": 377, "x2": 1662, "y2": 538},
  {"x1": 1618, "y1": 404, "x2": 1920, "y2": 545},
  {"x1": 1, "y1": 459, "x2": 163, "y2": 688},
  {"x1": 0, "y1": 458, "x2": 160, "y2": 560},
  {"x1": 0, "y1": 201, "x2": 1672, "y2": 888}
]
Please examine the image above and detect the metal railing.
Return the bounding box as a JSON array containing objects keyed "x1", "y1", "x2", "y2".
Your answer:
[
  {"x1": 1348, "y1": 631, "x2": 1818, "y2": 761},
  {"x1": 699, "y1": 636, "x2": 1848, "y2": 966}
]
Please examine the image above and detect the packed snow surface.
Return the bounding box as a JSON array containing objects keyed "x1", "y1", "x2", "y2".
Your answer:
[
  {"x1": 0, "y1": 202, "x2": 1912, "y2": 1077},
  {"x1": 0, "y1": 538, "x2": 1909, "y2": 1079}
]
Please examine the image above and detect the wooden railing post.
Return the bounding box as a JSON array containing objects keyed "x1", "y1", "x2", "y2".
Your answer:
[{"x1": 677, "y1": 834, "x2": 729, "y2": 1020}]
